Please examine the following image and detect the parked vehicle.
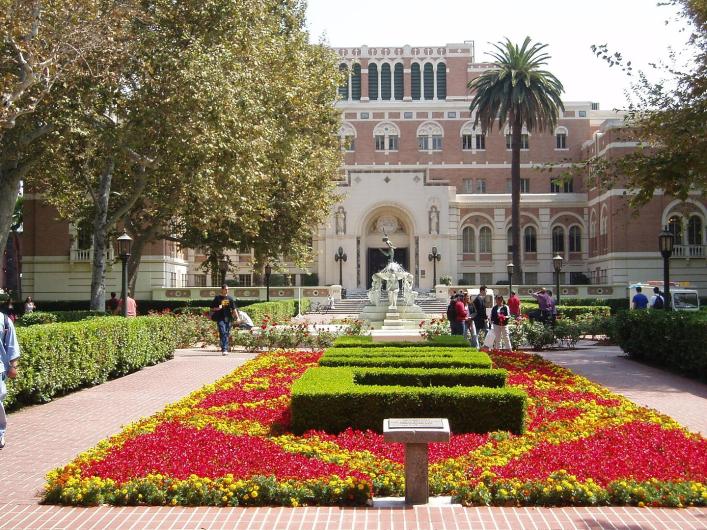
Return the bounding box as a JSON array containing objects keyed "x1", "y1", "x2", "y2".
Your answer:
[{"x1": 628, "y1": 282, "x2": 700, "y2": 311}]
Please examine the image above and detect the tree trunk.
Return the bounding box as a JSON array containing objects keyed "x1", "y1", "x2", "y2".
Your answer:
[
  {"x1": 0, "y1": 169, "x2": 23, "y2": 265},
  {"x1": 510, "y1": 114, "x2": 523, "y2": 286},
  {"x1": 89, "y1": 158, "x2": 114, "y2": 311}
]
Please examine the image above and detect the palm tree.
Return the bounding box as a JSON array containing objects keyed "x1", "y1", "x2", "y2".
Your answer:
[{"x1": 468, "y1": 37, "x2": 564, "y2": 286}]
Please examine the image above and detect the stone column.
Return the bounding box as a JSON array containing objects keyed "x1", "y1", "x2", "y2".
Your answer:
[{"x1": 404, "y1": 443, "x2": 429, "y2": 505}]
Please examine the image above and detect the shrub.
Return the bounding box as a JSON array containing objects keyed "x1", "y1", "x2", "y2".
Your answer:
[
  {"x1": 353, "y1": 367, "x2": 508, "y2": 388},
  {"x1": 418, "y1": 317, "x2": 452, "y2": 339},
  {"x1": 557, "y1": 305, "x2": 610, "y2": 319},
  {"x1": 15, "y1": 311, "x2": 58, "y2": 326},
  {"x1": 8, "y1": 316, "x2": 176, "y2": 408},
  {"x1": 319, "y1": 347, "x2": 492, "y2": 369},
  {"x1": 331, "y1": 335, "x2": 469, "y2": 348},
  {"x1": 291, "y1": 366, "x2": 527, "y2": 434}
]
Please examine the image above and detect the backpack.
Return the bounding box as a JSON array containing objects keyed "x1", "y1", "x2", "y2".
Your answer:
[
  {"x1": 446, "y1": 301, "x2": 457, "y2": 321},
  {"x1": 653, "y1": 295, "x2": 664, "y2": 309}
]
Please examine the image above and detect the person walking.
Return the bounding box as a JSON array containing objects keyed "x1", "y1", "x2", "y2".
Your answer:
[
  {"x1": 490, "y1": 295, "x2": 512, "y2": 351},
  {"x1": 116, "y1": 295, "x2": 138, "y2": 317},
  {"x1": 454, "y1": 293, "x2": 469, "y2": 337},
  {"x1": 471, "y1": 286, "x2": 489, "y2": 348},
  {"x1": 211, "y1": 284, "x2": 237, "y2": 354},
  {"x1": 546, "y1": 290, "x2": 558, "y2": 327},
  {"x1": 0, "y1": 311, "x2": 20, "y2": 448},
  {"x1": 463, "y1": 292, "x2": 479, "y2": 348},
  {"x1": 650, "y1": 287, "x2": 665, "y2": 309},
  {"x1": 507, "y1": 290, "x2": 521, "y2": 317},
  {"x1": 632, "y1": 286, "x2": 649, "y2": 309}
]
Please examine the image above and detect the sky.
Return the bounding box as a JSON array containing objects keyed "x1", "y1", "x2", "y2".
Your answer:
[{"x1": 305, "y1": 0, "x2": 694, "y2": 110}]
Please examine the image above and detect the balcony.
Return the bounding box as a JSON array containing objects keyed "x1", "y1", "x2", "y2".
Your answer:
[
  {"x1": 672, "y1": 245, "x2": 705, "y2": 259},
  {"x1": 70, "y1": 247, "x2": 115, "y2": 262}
]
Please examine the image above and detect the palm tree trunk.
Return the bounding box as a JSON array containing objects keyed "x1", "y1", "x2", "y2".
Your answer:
[{"x1": 510, "y1": 114, "x2": 523, "y2": 286}]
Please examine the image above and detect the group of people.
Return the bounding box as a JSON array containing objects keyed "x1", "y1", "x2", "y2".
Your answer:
[
  {"x1": 447, "y1": 286, "x2": 522, "y2": 351},
  {"x1": 106, "y1": 292, "x2": 138, "y2": 316},
  {"x1": 0, "y1": 297, "x2": 36, "y2": 322},
  {"x1": 631, "y1": 286, "x2": 666, "y2": 310},
  {"x1": 529, "y1": 287, "x2": 558, "y2": 326}
]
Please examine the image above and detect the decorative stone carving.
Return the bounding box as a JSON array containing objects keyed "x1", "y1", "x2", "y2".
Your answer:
[
  {"x1": 428, "y1": 206, "x2": 440, "y2": 235},
  {"x1": 376, "y1": 215, "x2": 399, "y2": 234},
  {"x1": 335, "y1": 207, "x2": 347, "y2": 235}
]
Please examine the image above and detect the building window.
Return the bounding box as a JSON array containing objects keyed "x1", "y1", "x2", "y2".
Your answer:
[
  {"x1": 360, "y1": 112, "x2": 369, "y2": 119},
  {"x1": 436, "y1": 62, "x2": 447, "y2": 99},
  {"x1": 506, "y1": 178, "x2": 530, "y2": 193},
  {"x1": 394, "y1": 63, "x2": 404, "y2": 100},
  {"x1": 432, "y1": 135, "x2": 443, "y2": 150},
  {"x1": 524, "y1": 271, "x2": 538, "y2": 285},
  {"x1": 524, "y1": 226, "x2": 537, "y2": 253},
  {"x1": 417, "y1": 135, "x2": 429, "y2": 150},
  {"x1": 380, "y1": 63, "x2": 391, "y2": 100},
  {"x1": 368, "y1": 63, "x2": 378, "y2": 100},
  {"x1": 423, "y1": 63, "x2": 434, "y2": 100},
  {"x1": 556, "y1": 132, "x2": 567, "y2": 149},
  {"x1": 462, "y1": 134, "x2": 473, "y2": 150},
  {"x1": 505, "y1": 133, "x2": 529, "y2": 149},
  {"x1": 463, "y1": 178, "x2": 473, "y2": 193},
  {"x1": 447, "y1": 111, "x2": 456, "y2": 118},
  {"x1": 569, "y1": 226, "x2": 582, "y2": 252},
  {"x1": 375, "y1": 135, "x2": 385, "y2": 151},
  {"x1": 388, "y1": 135, "x2": 398, "y2": 151},
  {"x1": 338, "y1": 63, "x2": 349, "y2": 99},
  {"x1": 460, "y1": 272, "x2": 475, "y2": 285},
  {"x1": 476, "y1": 179, "x2": 487, "y2": 193},
  {"x1": 411, "y1": 63, "x2": 421, "y2": 100},
  {"x1": 462, "y1": 226, "x2": 475, "y2": 253},
  {"x1": 351, "y1": 64, "x2": 361, "y2": 100},
  {"x1": 169, "y1": 271, "x2": 177, "y2": 288},
  {"x1": 668, "y1": 215, "x2": 683, "y2": 245},
  {"x1": 77, "y1": 226, "x2": 92, "y2": 250},
  {"x1": 688, "y1": 216, "x2": 703, "y2": 245},
  {"x1": 480, "y1": 272, "x2": 493, "y2": 285},
  {"x1": 237, "y1": 274, "x2": 252, "y2": 287},
  {"x1": 344, "y1": 137, "x2": 355, "y2": 151},
  {"x1": 404, "y1": 111, "x2": 413, "y2": 119},
  {"x1": 552, "y1": 226, "x2": 565, "y2": 253},
  {"x1": 475, "y1": 133, "x2": 486, "y2": 150},
  {"x1": 578, "y1": 110, "x2": 587, "y2": 117},
  {"x1": 479, "y1": 226, "x2": 492, "y2": 253},
  {"x1": 550, "y1": 178, "x2": 574, "y2": 193}
]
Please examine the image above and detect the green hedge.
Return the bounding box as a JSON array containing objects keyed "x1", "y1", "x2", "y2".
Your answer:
[
  {"x1": 7, "y1": 316, "x2": 176, "y2": 408},
  {"x1": 291, "y1": 366, "x2": 526, "y2": 434},
  {"x1": 557, "y1": 306, "x2": 611, "y2": 319},
  {"x1": 16, "y1": 310, "x2": 108, "y2": 326},
  {"x1": 354, "y1": 367, "x2": 508, "y2": 388},
  {"x1": 319, "y1": 347, "x2": 492, "y2": 369},
  {"x1": 331, "y1": 335, "x2": 470, "y2": 348},
  {"x1": 612, "y1": 310, "x2": 707, "y2": 380}
]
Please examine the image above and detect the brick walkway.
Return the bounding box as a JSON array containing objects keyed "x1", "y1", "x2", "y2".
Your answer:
[{"x1": 1, "y1": 344, "x2": 705, "y2": 529}]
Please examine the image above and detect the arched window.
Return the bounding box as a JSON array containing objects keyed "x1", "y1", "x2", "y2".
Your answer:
[
  {"x1": 460, "y1": 122, "x2": 486, "y2": 151},
  {"x1": 417, "y1": 121, "x2": 443, "y2": 151},
  {"x1": 339, "y1": 123, "x2": 356, "y2": 152},
  {"x1": 668, "y1": 215, "x2": 682, "y2": 245},
  {"x1": 524, "y1": 226, "x2": 537, "y2": 253},
  {"x1": 351, "y1": 64, "x2": 361, "y2": 100},
  {"x1": 393, "y1": 63, "x2": 404, "y2": 100},
  {"x1": 380, "y1": 63, "x2": 391, "y2": 100},
  {"x1": 555, "y1": 126, "x2": 568, "y2": 149},
  {"x1": 436, "y1": 62, "x2": 446, "y2": 99},
  {"x1": 688, "y1": 215, "x2": 703, "y2": 245},
  {"x1": 569, "y1": 226, "x2": 582, "y2": 252},
  {"x1": 373, "y1": 121, "x2": 400, "y2": 152},
  {"x1": 368, "y1": 63, "x2": 379, "y2": 100},
  {"x1": 552, "y1": 226, "x2": 565, "y2": 253},
  {"x1": 462, "y1": 226, "x2": 475, "y2": 253},
  {"x1": 479, "y1": 226, "x2": 492, "y2": 253},
  {"x1": 338, "y1": 63, "x2": 349, "y2": 100},
  {"x1": 423, "y1": 63, "x2": 434, "y2": 100},
  {"x1": 411, "y1": 63, "x2": 421, "y2": 100}
]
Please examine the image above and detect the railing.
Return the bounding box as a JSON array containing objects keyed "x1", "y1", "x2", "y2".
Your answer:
[
  {"x1": 71, "y1": 247, "x2": 115, "y2": 262},
  {"x1": 672, "y1": 245, "x2": 705, "y2": 258}
]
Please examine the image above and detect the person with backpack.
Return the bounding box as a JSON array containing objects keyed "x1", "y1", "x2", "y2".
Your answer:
[
  {"x1": 490, "y1": 295, "x2": 512, "y2": 351},
  {"x1": 650, "y1": 287, "x2": 665, "y2": 309},
  {"x1": 471, "y1": 286, "x2": 488, "y2": 347},
  {"x1": 1, "y1": 312, "x2": 21, "y2": 449}
]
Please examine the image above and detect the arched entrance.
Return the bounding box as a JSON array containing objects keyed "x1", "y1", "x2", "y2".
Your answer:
[{"x1": 360, "y1": 206, "x2": 416, "y2": 288}]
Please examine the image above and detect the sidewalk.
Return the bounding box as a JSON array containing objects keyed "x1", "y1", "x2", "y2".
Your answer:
[{"x1": 1, "y1": 344, "x2": 705, "y2": 529}]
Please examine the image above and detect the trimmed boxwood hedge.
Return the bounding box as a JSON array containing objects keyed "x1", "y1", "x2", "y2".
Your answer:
[
  {"x1": 353, "y1": 367, "x2": 507, "y2": 388},
  {"x1": 291, "y1": 366, "x2": 526, "y2": 434},
  {"x1": 319, "y1": 347, "x2": 492, "y2": 369},
  {"x1": 331, "y1": 335, "x2": 470, "y2": 348},
  {"x1": 7, "y1": 316, "x2": 176, "y2": 408}
]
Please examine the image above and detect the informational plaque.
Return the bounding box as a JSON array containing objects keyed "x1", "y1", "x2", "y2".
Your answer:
[{"x1": 387, "y1": 418, "x2": 445, "y2": 429}]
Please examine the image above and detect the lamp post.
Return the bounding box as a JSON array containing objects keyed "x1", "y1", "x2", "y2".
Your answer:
[
  {"x1": 552, "y1": 254, "x2": 564, "y2": 305},
  {"x1": 334, "y1": 246, "x2": 347, "y2": 287},
  {"x1": 264, "y1": 263, "x2": 272, "y2": 302},
  {"x1": 117, "y1": 231, "x2": 133, "y2": 317},
  {"x1": 506, "y1": 262, "x2": 515, "y2": 297},
  {"x1": 219, "y1": 256, "x2": 228, "y2": 286},
  {"x1": 428, "y1": 247, "x2": 441, "y2": 287},
  {"x1": 659, "y1": 228, "x2": 674, "y2": 311}
]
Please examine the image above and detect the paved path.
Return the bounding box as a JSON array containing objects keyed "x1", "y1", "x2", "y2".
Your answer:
[{"x1": 0, "y1": 344, "x2": 705, "y2": 529}]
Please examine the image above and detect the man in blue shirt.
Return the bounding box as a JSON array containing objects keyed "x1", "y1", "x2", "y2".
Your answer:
[
  {"x1": 1, "y1": 312, "x2": 21, "y2": 448},
  {"x1": 632, "y1": 286, "x2": 649, "y2": 309}
]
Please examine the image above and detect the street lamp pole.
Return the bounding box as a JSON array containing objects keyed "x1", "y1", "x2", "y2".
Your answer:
[
  {"x1": 264, "y1": 263, "x2": 272, "y2": 302},
  {"x1": 507, "y1": 262, "x2": 515, "y2": 298},
  {"x1": 659, "y1": 228, "x2": 675, "y2": 311},
  {"x1": 117, "y1": 231, "x2": 133, "y2": 318},
  {"x1": 552, "y1": 254, "x2": 564, "y2": 306},
  {"x1": 334, "y1": 246, "x2": 347, "y2": 286},
  {"x1": 428, "y1": 247, "x2": 441, "y2": 287}
]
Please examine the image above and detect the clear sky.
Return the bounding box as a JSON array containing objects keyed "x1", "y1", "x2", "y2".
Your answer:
[{"x1": 305, "y1": 0, "x2": 692, "y2": 110}]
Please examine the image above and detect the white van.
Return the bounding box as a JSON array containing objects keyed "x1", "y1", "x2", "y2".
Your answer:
[{"x1": 628, "y1": 283, "x2": 700, "y2": 311}]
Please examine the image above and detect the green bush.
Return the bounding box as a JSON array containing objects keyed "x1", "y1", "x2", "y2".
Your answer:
[
  {"x1": 331, "y1": 335, "x2": 470, "y2": 348},
  {"x1": 612, "y1": 310, "x2": 707, "y2": 380},
  {"x1": 15, "y1": 311, "x2": 58, "y2": 326},
  {"x1": 15, "y1": 310, "x2": 109, "y2": 326},
  {"x1": 8, "y1": 316, "x2": 176, "y2": 408},
  {"x1": 291, "y1": 366, "x2": 527, "y2": 434},
  {"x1": 557, "y1": 306, "x2": 610, "y2": 319},
  {"x1": 354, "y1": 367, "x2": 508, "y2": 388},
  {"x1": 319, "y1": 347, "x2": 492, "y2": 369}
]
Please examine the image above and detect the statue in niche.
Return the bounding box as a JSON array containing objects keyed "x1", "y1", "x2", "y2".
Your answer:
[
  {"x1": 428, "y1": 206, "x2": 440, "y2": 235},
  {"x1": 335, "y1": 207, "x2": 346, "y2": 235}
]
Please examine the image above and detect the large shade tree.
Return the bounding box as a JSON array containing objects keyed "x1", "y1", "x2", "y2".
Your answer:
[{"x1": 468, "y1": 37, "x2": 564, "y2": 284}]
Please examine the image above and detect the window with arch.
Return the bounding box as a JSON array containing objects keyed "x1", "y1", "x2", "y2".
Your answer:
[
  {"x1": 667, "y1": 215, "x2": 683, "y2": 245},
  {"x1": 338, "y1": 63, "x2": 349, "y2": 100},
  {"x1": 460, "y1": 122, "x2": 485, "y2": 151},
  {"x1": 524, "y1": 226, "x2": 537, "y2": 253},
  {"x1": 599, "y1": 209, "x2": 608, "y2": 236},
  {"x1": 339, "y1": 123, "x2": 356, "y2": 152},
  {"x1": 506, "y1": 133, "x2": 529, "y2": 149},
  {"x1": 688, "y1": 215, "x2": 703, "y2": 245},
  {"x1": 569, "y1": 226, "x2": 582, "y2": 252},
  {"x1": 368, "y1": 63, "x2": 379, "y2": 100},
  {"x1": 436, "y1": 62, "x2": 446, "y2": 99},
  {"x1": 351, "y1": 64, "x2": 361, "y2": 100},
  {"x1": 552, "y1": 226, "x2": 565, "y2": 253},
  {"x1": 462, "y1": 226, "x2": 475, "y2": 253},
  {"x1": 555, "y1": 127, "x2": 568, "y2": 149},
  {"x1": 380, "y1": 63, "x2": 391, "y2": 100},
  {"x1": 373, "y1": 122, "x2": 400, "y2": 152},
  {"x1": 417, "y1": 121, "x2": 443, "y2": 151},
  {"x1": 479, "y1": 226, "x2": 492, "y2": 253},
  {"x1": 393, "y1": 63, "x2": 404, "y2": 100},
  {"x1": 423, "y1": 63, "x2": 434, "y2": 100},
  {"x1": 411, "y1": 63, "x2": 421, "y2": 100}
]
